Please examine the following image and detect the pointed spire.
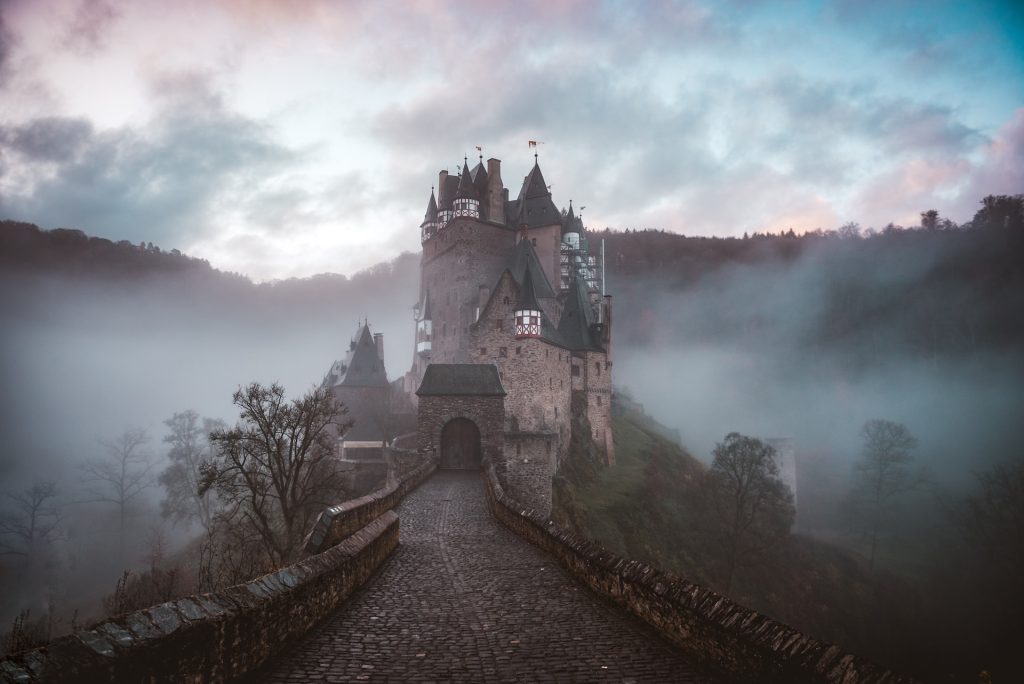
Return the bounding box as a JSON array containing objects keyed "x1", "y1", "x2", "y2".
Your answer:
[
  {"x1": 519, "y1": 159, "x2": 550, "y2": 200},
  {"x1": 516, "y1": 262, "x2": 541, "y2": 312},
  {"x1": 455, "y1": 161, "x2": 480, "y2": 200},
  {"x1": 422, "y1": 188, "x2": 438, "y2": 225}
]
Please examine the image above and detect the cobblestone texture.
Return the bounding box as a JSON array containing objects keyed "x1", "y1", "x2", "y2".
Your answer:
[{"x1": 256, "y1": 471, "x2": 710, "y2": 683}]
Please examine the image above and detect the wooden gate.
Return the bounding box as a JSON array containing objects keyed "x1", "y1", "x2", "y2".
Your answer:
[{"x1": 440, "y1": 418, "x2": 482, "y2": 470}]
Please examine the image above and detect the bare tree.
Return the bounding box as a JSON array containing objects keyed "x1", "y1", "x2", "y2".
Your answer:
[
  {"x1": 81, "y1": 428, "x2": 154, "y2": 561},
  {"x1": 958, "y1": 460, "x2": 1024, "y2": 581},
  {"x1": 847, "y1": 419, "x2": 924, "y2": 570},
  {"x1": 707, "y1": 433, "x2": 794, "y2": 593},
  {"x1": 0, "y1": 481, "x2": 63, "y2": 570},
  {"x1": 159, "y1": 411, "x2": 223, "y2": 531},
  {"x1": 201, "y1": 383, "x2": 351, "y2": 567}
]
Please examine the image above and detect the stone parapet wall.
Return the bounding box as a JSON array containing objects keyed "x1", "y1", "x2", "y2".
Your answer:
[
  {"x1": 304, "y1": 455, "x2": 436, "y2": 555},
  {"x1": 481, "y1": 465, "x2": 916, "y2": 684},
  {"x1": 0, "y1": 512, "x2": 399, "y2": 684}
]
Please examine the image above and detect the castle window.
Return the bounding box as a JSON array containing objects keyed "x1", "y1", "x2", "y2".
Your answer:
[
  {"x1": 503, "y1": 296, "x2": 509, "y2": 305},
  {"x1": 560, "y1": 379, "x2": 564, "y2": 389},
  {"x1": 549, "y1": 377, "x2": 553, "y2": 389},
  {"x1": 595, "y1": 362, "x2": 601, "y2": 377},
  {"x1": 496, "y1": 319, "x2": 503, "y2": 331},
  {"x1": 572, "y1": 365, "x2": 580, "y2": 377},
  {"x1": 597, "y1": 396, "x2": 602, "y2": 406},
  {"x1": 531, "y1": 238, "x2": 537, "y2": 246},
  {"x1": 516, "y1": 346, "x2": 521, "y2": 356},
  {"x1": 480, "y1": 347, "x2": 487, "y2": 355},
  {"x1": 545, "y1": 349, "x2": 549, "y2": 358},
  {"x1": 516, "y1": 444, "x2": 521, "y2": 456},
  {"x1": 499, "y1": 347, "x2": 508, "y2": 358},
  {"x1": 555, "y1": 406, "x2": 558, "y2": 418}
]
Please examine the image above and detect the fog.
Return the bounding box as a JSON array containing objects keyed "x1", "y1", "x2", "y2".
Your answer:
[
  {"x1": 0, "y1": 256, "x2": 418, "y2": 628},
  {"x1": 609, "y1": 232, "x2": 1024, "y2": 543}
]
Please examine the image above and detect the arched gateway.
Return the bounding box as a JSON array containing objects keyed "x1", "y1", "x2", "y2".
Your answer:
[
  {"x1": 440, "y1": 418, "x2": 481, "y2": 469},
  {"x1": 416, "y1": 364, "x2": 506, "y2": 470}
]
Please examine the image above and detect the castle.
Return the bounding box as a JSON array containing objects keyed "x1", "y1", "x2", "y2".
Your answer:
[{"x1": 325, "y1": 152, "x2": 614, "y2": 514}]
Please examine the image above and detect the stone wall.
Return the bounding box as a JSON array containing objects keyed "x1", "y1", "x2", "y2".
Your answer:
[
  {"x1": 0, "y1": 513, "x2": 399, "y2": 684},
  {"x1": 304, "y1": 455, "x2": 436, "y2": 555},
  {"x1": 416, "y1": 394, "x2": 505, "y2": 468},
  {"x1": 481, "y1": 465, "x2": 916, "y2": 684},
  {"x1": 502, "y1": 432, "x2": 557, "y2": 516}
]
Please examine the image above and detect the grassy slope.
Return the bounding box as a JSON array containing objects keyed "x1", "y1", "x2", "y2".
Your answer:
[{"x1": 563, "y1": 412, "x2": 936, "y2": 679}]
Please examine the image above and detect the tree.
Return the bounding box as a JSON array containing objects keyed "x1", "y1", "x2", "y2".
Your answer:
[
  {"x1": 0, "y1": 481, "x2": 63, "y2": 570},
  {"x1": 847, "y1": 419, "x2": 923, "y2": 570},
  {"x1": 958, "y1": 460, "x2": 1024, "y2": 582},
  {"x1": 838, "y1": 221, "x2": 862, "y2": 239},
  {"x1": 81, "y1": 428, "x2": 154, "y2": 561},
  {"x1": 707, "y1": 433, "x2": 795, "y2": 592},
  {"x1": 920, "y1": 209, "x2": 940, "y2": 231},
  {"x1": 201, "y1": 383, "x2": 351, "y2": 567},
  {"x1": 159, "y1": 410, "x2": 223, "y2": 531},
  {"x1": 971, "y1": 194, "x2": 1024, "y2": 231}
]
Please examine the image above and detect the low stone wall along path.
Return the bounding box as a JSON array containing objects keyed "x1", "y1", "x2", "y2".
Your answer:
[{"x1": 256, "y1": 470, "x2": 709, "y2": 683}]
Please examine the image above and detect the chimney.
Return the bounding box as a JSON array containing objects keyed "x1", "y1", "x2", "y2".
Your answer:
[
  {"x1": 438, "y1": 169, "x2": 448, "y2": 199},
  {"x1": 373, "y1": 332, "x2": 384, "y2": 360},
  {"x1": 486, "y1": 158, "x2": 504, "y2": 225}
]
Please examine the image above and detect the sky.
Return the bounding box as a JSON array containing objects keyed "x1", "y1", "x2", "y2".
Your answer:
[{"x1": 0, "y1": 0, "x2": 1022, "y2": 281}]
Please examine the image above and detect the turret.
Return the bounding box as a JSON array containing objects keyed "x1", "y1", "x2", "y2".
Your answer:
[
  {"x1": 416, "y1": 294, "x2": 432, "y2": 355},
  {"x1": 513, "y1": 265, "x2": 542, "y2": 339},
  {"x1": 453, "y1": 161, "x2": 481, "y2": 219},
  {"x1": 421, "y1": 189, "x2": 438, "y2": 241}
]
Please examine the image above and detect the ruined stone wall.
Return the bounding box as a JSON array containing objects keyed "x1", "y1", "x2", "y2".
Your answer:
[
  {"x1": 481, "y1": 466, "x2": 914, "y2": 684},
  {"x1": 416, "y1": 394, "x2": 505, "y2": 468},
  {"x1": 0, "y1": 514, "x2": 399, "y2": 684}
]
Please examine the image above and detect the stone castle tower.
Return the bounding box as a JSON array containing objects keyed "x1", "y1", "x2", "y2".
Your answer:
[{"x1": 405, "y1": 152, "x2": 614, "y2": 515}]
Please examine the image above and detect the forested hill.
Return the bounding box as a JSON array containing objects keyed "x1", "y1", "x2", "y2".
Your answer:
[{"x1": 599, "y1": 195, "x2": 1024, "y2": 366}]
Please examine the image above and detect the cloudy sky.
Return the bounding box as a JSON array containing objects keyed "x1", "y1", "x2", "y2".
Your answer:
[{"x1": 1, "y1": 0, "x2": 1021, "y2": 280}]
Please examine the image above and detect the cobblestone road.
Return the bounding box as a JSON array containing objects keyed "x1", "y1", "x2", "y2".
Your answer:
[{"x1": 256, "y1": 471, "x2": 710, "y2": 683}]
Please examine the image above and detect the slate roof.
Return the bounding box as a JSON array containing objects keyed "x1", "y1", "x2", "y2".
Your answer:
[
  {"x1": 422, "y1": 190, "x2": 437, "y2": 226},
  {"x1": 562, "y1": 200, "x2": 583, "y2": 235},
  {"x1": 331, "y1": 323, "x2": 389, "y2": 388},
  {"x1": 557, "y1": 276, "x2": 604, "y2": 352},
  {"x1": 508, "y1": 160, "x2": 561, "y2": 228},
  {"x1": 455, "y1": 162, "x2": 480, "y2": 200},
  {"x1": 516, "y1": 263, "x2": 541, "y2": 311},
  {"x1": 416, "y1": 364, "x2": 506, "y2": 396},
  {"x1": 471, "y1": 160, "x2": 488, "y2": 197},
  {"x1": 507, "y1": 237, "x2": 556, "y2": 299}
]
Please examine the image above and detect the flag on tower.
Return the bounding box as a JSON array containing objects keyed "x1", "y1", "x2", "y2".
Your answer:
[
  {"x1": 528, "y1": 140, "x2": 537, "y2": 148},
  {"x1": 475, "y1": 145, "x2": 482, "y2": 151}
]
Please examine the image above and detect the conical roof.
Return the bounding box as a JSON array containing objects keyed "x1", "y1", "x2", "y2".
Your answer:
[
  {"x1": 337, "y1": 323, "x2": 390, "y2": 387},
  {"x1": 471, "y1": 160, "x2": 488, "y2": 197},
  {"x1": 516, "y1": 263, "x2": 541, "y2": 311},
  {"x1": 557, "y1": 276, "x2": 603, "y2": 352},
  {"x1": 514, "y1": 159, "x2": 560, "y2": 228},
  {"x1": 507, "y1": 236, "x2": 556, "y2": 298},
  {"x1": 519, "y1": 160, "x2": 550, "y2": 200},
  {"x1": 455, "y1": 162, "x2": 480, "y2": 201},
  {"x1": 422, "y1": 190, "x2": 438, "y2": 226}
]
